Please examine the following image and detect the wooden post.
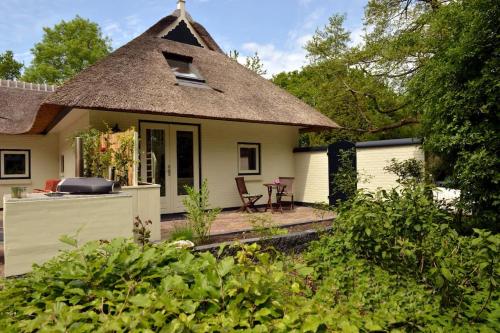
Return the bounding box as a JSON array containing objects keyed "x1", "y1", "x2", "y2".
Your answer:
[
  {"x1": 133, "y1": 131, "x2": 139, "y2": 186},
  {"x1": 75, "y1": 137, "x2": 84, "y2": 177}
]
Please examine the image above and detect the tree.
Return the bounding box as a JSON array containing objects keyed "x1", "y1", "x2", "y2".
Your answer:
[
  {"x1": 273, "y1": 14, "x2": 420, "y2": 145},
  {"x1": 244, "y1": 52, "x2": 267, "y2": 76},
  {"x1": 23, "y1": 16, "x2": 112, "y2": 84},
  {"x1": 0, "y1": 51, "x2": 23, "y2": 80},
  {"x1": 409, "y1": 0, "x2": 500, "y2": 231},
  {"x1": 227, "y1": 49, "x2": 268, "y2": 76}
]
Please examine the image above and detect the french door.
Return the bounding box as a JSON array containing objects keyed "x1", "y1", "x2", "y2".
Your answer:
[{"x1": 140, "y1": 123, "x2": 199, "y2": 214}]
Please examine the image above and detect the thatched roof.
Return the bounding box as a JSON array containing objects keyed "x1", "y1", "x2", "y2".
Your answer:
[
  {"x1": 0, "y1": 81, "x2": 55, "y2": 135},
  {"x1": 28, "y1": 9, "x2": 339, "y2": 134}
]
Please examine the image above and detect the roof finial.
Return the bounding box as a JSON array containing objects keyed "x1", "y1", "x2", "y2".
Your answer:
[{"x1": 177, "y1": 0, "x2": 186, "y2": 13}]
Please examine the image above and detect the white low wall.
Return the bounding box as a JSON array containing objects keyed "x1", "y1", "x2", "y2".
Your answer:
[
  {"x1": 3, "y1": 193, "x2": 133, "y2": 277},
  {"x1": 294, "y1": 149, "x2": 330, "y2": 204},
  {"x1": 357, "y1": 140, "x2": 424, "y2": 192},
  {"x1": 122, "y1": 184, "x2": 161, "y2": 242}
]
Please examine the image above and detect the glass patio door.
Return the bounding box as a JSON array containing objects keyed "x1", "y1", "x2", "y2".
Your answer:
[{"x1": 141, "y1": 123, "x2": 199, "y2": 214}]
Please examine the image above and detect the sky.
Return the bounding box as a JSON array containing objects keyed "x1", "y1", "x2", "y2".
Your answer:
[{"x1": 0, "y1": 0, "x2": 367, "y2": 77}]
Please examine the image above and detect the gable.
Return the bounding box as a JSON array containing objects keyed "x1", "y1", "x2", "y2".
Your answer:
[{"x1": 162, "y1": 20, "x2": 203, "y2": 48}]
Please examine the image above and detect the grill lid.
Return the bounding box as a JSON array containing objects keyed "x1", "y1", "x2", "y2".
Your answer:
[{"x1": 57, "y1": 178, "x2": 120, "y2": 194}]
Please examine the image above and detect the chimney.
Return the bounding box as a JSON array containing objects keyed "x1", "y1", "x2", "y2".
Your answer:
[{"x1": 177, "y1": 0, "x2": 186, "y2": 13}]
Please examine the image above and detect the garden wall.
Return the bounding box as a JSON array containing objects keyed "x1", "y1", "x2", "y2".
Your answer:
[
  {"x1": 356, "y1": 138, "x2": 424, "y2": 192},
  {"x1": 293, "y1": 147, "x2": 330, "y2": 204}
]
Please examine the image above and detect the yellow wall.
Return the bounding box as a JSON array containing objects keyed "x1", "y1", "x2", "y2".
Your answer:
[
  {"x1": 89, "y1": 111, "x2": 300, "y2": 209},
  {"x1": 357, "y1": 144, "x2": 425, "y2": 192},
  {"x1": 0, "y1": 134, "x2": 59, "y2": 205},
  {"x1": 294, "y1": 151, "x2": 329, "y2": 204}
]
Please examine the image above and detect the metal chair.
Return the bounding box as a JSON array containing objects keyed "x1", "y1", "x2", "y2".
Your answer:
[
  {"x1": 276, "y1": 177, "x2": 295, "y2": 211},
  {"x1": 235, "y1": 177, "x2": 263, "y2": 213}
]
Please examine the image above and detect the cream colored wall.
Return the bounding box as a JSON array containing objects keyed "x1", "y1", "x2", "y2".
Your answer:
[
  {"x1": 3, "y1": 193, "x2": 133, "y2": 276},
  {"x1": 294, "y1": 151, "x2": 329, "y2": 204},
  {"x1": 122, "y1": 185, "x2": 161, "y2": 242},
  {"x1": 0, "y1": 134, "x2": 59, "y2": 206},
  {"x1": 357, "y1": 144, "x2": 425, "y2": 192},
  {"x1": 51, "y1": 109, "x2": 90, "y2": 178},
  {"x1": 89, "y1": 111, "x2": 300, "y2": 209}
]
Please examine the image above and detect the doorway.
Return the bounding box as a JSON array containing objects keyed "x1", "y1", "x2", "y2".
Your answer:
[{"x1": 140, "y1": 122, "x2": 200, "y2": 214}]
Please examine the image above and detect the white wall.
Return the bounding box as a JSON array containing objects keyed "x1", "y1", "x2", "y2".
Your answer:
[
  {"x1": 89, "y1": 111, "x2": 300, "y2": 210},
  {"x1": 357, "y1": 144, "x2": 425, "y2": 192},
  {"x1": 0, "y1": 134, "x2": 59, "y2": 206},
  {"x1": 294, "y1": 150, "x2": 329, "y2": 204}
]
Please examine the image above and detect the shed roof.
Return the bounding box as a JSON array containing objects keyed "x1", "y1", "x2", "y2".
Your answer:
[{"x1": 30, "y1": 8, "x2": 338, "y2": 133}]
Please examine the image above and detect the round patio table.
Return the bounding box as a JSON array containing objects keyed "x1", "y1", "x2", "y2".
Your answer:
[{"x1": 262, "y1": 183, "x2": 286, "y2": 213}]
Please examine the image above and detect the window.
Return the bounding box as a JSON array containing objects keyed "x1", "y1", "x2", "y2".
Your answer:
[
  {"x1": 0, "y1": 150, "x2": 31, "y2": 179},
  {"x1": 238, "y1": 143, "x2": 261, "y2": 175},
  {"x1": 164, "y1": 52, "x2": 205, "y2": 84}
]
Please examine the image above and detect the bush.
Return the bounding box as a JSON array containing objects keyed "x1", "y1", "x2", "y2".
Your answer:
[
  {"x1": 0, "y1": 241, "x2": 326, "y2": 332},
  {"x1": 182, "y1": 180, "x2": 221, "y2": 244},
  {"x1": 169, "y1": 226, "x2": 195, "y2": 242},
  {"x1": 306, "y1": 184, "x2": 500, "y2": 329}
]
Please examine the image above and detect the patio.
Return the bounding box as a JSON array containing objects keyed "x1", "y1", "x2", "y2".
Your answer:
[{"x1": 161, "y1": 206, "x2": 335, "y2": 241}]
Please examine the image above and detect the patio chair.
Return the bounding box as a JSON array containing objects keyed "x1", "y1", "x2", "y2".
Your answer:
[
  {"x1": 235, "y1": 177, "x2": 263, "y2": 213},
  {"x1": 33, "y1": 179, "x2": 61, "y2": 193},
  {"x1": 276, "y1": 177, "x2": 295, "y2": 211}
]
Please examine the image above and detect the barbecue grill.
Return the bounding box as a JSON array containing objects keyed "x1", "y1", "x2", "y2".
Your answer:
[{"x1": 57, "y1": 178, "x2": 121, "y2": 194}]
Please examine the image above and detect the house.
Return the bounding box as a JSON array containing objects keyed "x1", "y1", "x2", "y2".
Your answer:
[{"x1": 0, "y1": 0, "x2": 338, "y2": 214}]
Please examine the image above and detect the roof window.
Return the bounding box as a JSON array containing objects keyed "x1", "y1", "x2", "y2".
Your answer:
[{"x1": 164, "y1": 52, "x2": 205, "y2": 85}]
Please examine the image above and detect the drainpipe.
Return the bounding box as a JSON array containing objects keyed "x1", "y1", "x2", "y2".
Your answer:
[{"x1": 75, "y1": 137, "x2": 84, "y2": 177}]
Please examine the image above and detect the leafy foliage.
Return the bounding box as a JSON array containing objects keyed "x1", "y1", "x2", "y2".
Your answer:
[
  {"x1": 169, "y1": 226, "x2": 195, "y2": 242},
  {"x1": 384, "y1": 157, "x2": 424, "y2": 184},
  {"x1": 22, "y1": 16, "x2": 111, "y2": 84},
  {"x1": 0, "y1": 241, "x2": 326, "y2": 332},
  {"x1": 133, "y1": 216, "x2": 152, "y2": 248},
  {"x1": 0, "y1": 50, "x2": 23, "y2": 80},
  {"x1": 0, "y1": 184, "x2": 498, "y2": 331},
  {"x1": 74, "y1": 128, "x2": 113, "y2": 178},
  {"x1": 306, "y1": 184, "x2": 500, "y2": 330},
  {"x1": 228, "y1": 50, "x2": 268, "y2": 76},
  {"x1": 409, "y1": 0, "x2": 500, "y2": 231},
  {"x1": 331, "y1": 148, "x2": 358, "y2": 201},
  {"x1": 73, "y1": 127, "x2": 135, "y2": 185},
  {"x1": 182, "y1": 180, "x2": 221, "y2": 244}
]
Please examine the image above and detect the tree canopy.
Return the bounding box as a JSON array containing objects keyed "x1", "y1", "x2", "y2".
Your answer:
[
  {"x1": 228, "y1": 50, "x2": 268, "y2": 76},
  {"x1": 0, "y1": 50, "x2": 23, "y2": 80},
  {"x1": 22, "y1": 16, "x2": 112, "y2": 84},
  {"x1": 409, "y1": 0, "x2": 499, "y2": 230}
]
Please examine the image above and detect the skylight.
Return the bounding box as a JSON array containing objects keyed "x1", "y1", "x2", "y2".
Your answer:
[{"x1": 164, "y1": 53, "x2": 205, "y2": 84}]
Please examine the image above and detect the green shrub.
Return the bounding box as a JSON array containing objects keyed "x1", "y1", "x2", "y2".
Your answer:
[
  {"x1": 0, "y1": 241, "x2": 326, "y2": 332},
  {"x1": 168, "y1": 226, "x2": 195, "y2": 242},
  {"x1": 182, "y1": 180, "x2": 221, "y2": 244},
  {"x1": 305, "y1": 184, "x2": 500, "y2": 329}
]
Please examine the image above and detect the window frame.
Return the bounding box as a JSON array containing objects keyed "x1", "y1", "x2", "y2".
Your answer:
[
  {"x1": 0, "y1": 149, "x2": 31, "y2": 180},
  {"x1": 237, "y1": 143, "x2": 261, "y2": 176},
  {"x1": 163, "y1": 52, "x2": 206, "y2": 84}
]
